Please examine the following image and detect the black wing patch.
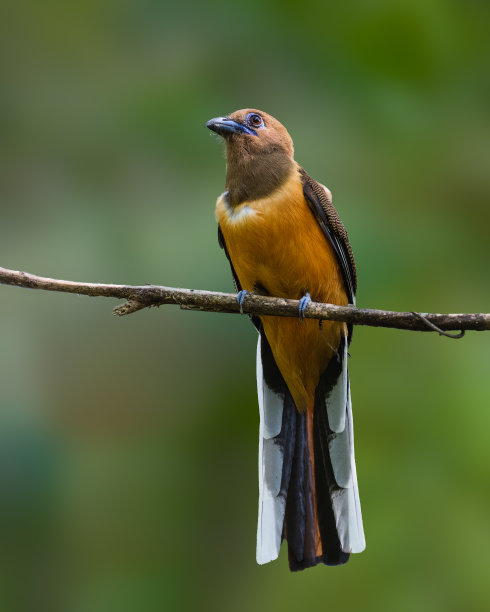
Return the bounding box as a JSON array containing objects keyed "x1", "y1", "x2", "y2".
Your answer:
[{"x1": 299, "y1": 167, "x2": 357, "y2": 306}]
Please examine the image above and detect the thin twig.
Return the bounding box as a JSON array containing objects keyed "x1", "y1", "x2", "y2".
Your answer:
[
  {"x1": 0, "y1": 266, "x2": 488, "y2": 334},
  {"x1": 410, "y1": 312, "x2": 466, "y2": 339}
]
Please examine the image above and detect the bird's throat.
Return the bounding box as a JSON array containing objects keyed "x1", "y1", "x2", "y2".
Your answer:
[{"x1": 225, "y1": 148, "x2": 294, "y2": 207}]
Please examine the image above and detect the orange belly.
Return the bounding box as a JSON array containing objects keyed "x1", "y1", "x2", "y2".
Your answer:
[{"x1": 216, "y1": 166, "x2": 348, "y2": 412}]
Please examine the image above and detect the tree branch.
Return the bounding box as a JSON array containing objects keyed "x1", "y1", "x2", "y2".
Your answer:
[{"x1": 0, "y1": 266, "x2": 488, "y2": 334}]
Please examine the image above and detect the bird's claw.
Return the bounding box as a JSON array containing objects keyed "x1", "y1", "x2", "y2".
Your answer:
[
  {"x1": 237, "y1": 290, "x2": 249, "y2": 314},
  {"x1": 298, "y1": 292, "x2": 311, "y2": 321}
]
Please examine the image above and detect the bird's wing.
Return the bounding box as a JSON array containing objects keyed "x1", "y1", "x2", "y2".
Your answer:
[{"x1": 299, "y1": 167, "x2": 357, "y2": 306}]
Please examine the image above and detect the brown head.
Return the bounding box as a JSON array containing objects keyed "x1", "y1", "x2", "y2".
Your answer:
[{"x1": 207, "y1": 109, "x2": 295, "y2": 206}]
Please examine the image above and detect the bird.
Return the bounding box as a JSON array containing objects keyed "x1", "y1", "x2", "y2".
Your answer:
[{"x1": 207, "y1": 109, "x2": 365, "y2": 571}]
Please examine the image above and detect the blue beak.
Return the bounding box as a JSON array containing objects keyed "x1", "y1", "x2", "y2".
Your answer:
[{"x1": 206, "y1": 117, "x2": 257, "y2": 137}]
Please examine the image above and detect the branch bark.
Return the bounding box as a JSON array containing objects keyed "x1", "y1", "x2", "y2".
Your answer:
[{"x1": 0, "y1": 266, "x2": 488, "y2": 334}]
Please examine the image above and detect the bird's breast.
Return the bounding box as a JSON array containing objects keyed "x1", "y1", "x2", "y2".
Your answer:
[{"x1": 215, "y1": 167, "x2": 346, "y2": 306}]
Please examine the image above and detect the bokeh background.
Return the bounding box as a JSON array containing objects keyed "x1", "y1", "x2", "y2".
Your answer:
[{"x1": 1, "y1": 1, "x2": 489, "y2": 610}]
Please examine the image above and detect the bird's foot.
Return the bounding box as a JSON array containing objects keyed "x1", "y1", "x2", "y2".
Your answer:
[
  {"x1": 298, "y1": 292, "x2": 311, "y2": 321},
  {"x1": 237, "y1": 290, "x2": 250, "y2": 314}
]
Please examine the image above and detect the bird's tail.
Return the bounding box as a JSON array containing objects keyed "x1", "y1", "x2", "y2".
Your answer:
[{"x1": 256, "y1": 333, "x2": 365, "y2": 571}]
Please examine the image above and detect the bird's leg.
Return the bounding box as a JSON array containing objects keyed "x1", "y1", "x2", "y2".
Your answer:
[
  {"x1": 237, "y1": 290, "x2": 250, "y2": 314},
  {"x1": 298, "y1": 292, "x2": 311, "y2": 321},
  {"x1": 237, "y1": 282, "x2": 270, "y2": 314}
]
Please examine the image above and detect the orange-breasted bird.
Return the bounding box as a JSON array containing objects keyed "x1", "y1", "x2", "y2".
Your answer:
[{"x1": 207, "y1": 109, "x2": 365, "y2": 571}]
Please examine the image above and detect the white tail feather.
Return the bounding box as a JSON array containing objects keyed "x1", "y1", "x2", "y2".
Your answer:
[
  {"x1": 327, "y1": 352, "x2": 365, "y2": 553},
  {"x1": 256, "y1": 336, "x2": 286, "y2": 564}
]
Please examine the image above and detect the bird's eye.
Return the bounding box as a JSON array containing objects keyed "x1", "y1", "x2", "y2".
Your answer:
[{"x1": 247, "y1": 113, "x2": 263, "y2": 128}]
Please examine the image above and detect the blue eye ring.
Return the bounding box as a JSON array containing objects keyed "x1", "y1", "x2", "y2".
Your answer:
[{"x1": 247, "y1": 113, "x2": 264, "y2": 128}]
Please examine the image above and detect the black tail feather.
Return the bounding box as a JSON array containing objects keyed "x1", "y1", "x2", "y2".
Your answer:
[{"x1": 285, "y1": 340, "x2": 351, "y2": 571}]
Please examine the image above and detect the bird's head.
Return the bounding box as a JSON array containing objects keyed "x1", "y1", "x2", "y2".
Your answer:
[
  {"x1": 207, "y1": 109, "x2": 295, "y2": 205},
  {"x1": 207, "y1": 109, "x2": 294, "y2": 158}
]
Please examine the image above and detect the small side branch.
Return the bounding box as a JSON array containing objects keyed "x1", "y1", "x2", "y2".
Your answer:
[{"x1": 0, "y1": 266, "x2": 488, "y2": 334}]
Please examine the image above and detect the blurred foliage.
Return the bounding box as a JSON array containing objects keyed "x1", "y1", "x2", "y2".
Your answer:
[{"x1": 0, "y1": 1, "x2": 489, "y2": 610}]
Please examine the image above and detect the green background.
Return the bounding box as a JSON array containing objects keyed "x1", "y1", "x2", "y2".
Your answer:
[{"x1": 1, "y1": 1, "x2": 489, "y2": 610}]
